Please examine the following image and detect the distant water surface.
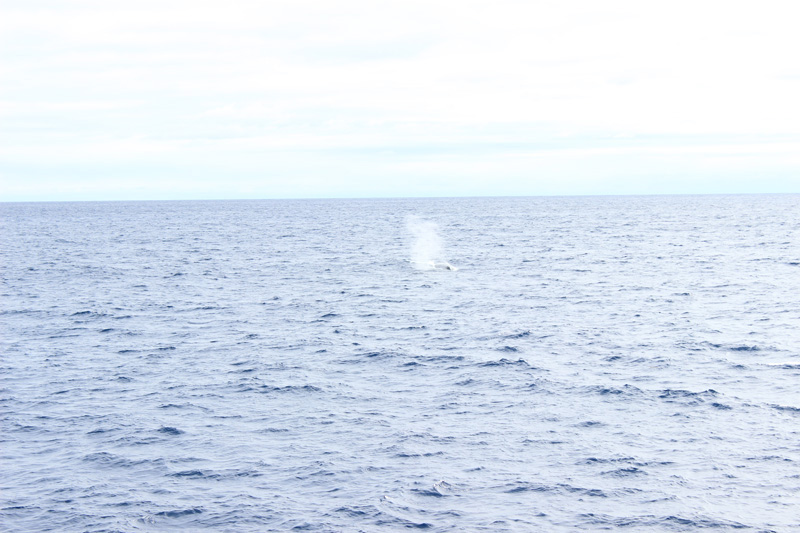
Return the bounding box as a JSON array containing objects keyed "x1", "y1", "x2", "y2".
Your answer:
[{"x1": 1, "y1": 195, "x2": 799, "y2": 531}]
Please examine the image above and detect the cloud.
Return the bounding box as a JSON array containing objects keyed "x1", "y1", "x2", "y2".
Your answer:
[{"x1": 1, "y1": 0, "x2": 799, "y2": 200}]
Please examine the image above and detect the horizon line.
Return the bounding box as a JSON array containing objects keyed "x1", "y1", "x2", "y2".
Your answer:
[{"x1": 2, "y1": 191, "x2": 798, "y2": 204}]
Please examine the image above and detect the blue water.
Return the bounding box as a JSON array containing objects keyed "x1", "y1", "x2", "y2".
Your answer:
[{"x1": 1, "y1": 195, "x2": 799, "y2": 532}]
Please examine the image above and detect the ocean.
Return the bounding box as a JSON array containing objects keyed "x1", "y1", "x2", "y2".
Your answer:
[{"x1": 1, "y1": 195, "x2": 799, "y2": 532}]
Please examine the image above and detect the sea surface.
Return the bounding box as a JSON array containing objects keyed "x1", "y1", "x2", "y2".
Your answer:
[{"x1": 1, "y1": 195, "x2": 799, "y2": 532}]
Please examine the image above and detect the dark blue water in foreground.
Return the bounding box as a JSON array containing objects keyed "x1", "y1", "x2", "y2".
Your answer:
[{"x1": 2, "y1": 195, "x2": 799, "y2": 532}]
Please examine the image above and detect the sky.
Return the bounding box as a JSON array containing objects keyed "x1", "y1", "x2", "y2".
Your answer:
[{"x1": 1, "y1": 0, "x2": 799, "y2": 201}]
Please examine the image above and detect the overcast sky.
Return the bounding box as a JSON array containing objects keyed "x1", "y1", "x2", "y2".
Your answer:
[{"x1": 1, "y1": 0, "x2": 798, "y2": 201}]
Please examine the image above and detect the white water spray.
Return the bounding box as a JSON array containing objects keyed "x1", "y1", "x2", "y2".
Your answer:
[{"x1": 406, "y1": 216, "x2": 457, "y2": 271}]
